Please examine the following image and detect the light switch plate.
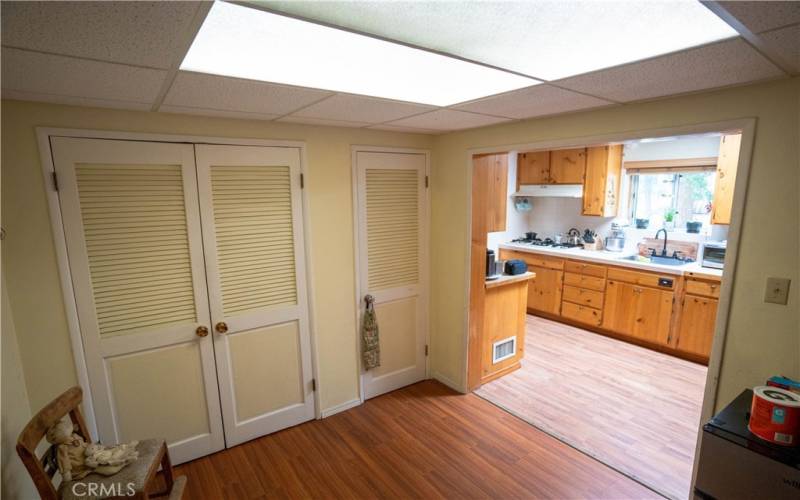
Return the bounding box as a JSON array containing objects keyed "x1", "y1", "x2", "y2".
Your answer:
[{"x1": 764, "y1": 277, "x2": 791, "y2": 305}]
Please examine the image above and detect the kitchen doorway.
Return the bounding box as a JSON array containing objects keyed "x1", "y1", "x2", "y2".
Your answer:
[{"x1": 466, "y1": 122, "x2": 752, "y2": 499}]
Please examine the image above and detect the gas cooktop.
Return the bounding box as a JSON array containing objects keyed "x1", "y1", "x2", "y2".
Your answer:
[{"x1": 510, "y1": 235, "x2": 583, "y2": 249}]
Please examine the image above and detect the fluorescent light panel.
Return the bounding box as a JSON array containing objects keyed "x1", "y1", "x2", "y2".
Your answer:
[
  {"x1": 258, "y1": 0, "x2": 739, "y2": 81},
  {"x1": 181, "y1": 2, "x2": 538, "y2": 106}
]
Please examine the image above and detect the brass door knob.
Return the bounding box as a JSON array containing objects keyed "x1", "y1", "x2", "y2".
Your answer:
[
  {"x1": 215, "y1": 322, "x2": 228, "y2": 334},
  {"x1": 195, "y1": 326, "x2": 209, "y2": 338}
]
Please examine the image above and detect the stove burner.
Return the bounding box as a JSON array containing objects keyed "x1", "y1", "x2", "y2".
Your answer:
[{"x1": 511, "y1": 235, "x2": 583, "y2": 249}]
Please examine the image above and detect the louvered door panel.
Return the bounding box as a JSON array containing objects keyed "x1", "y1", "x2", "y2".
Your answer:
[
  {"x1": 366, "y1": 169, "x2": 419, "y2": 291},
  {"x1": 52, "y1": 137, "x2": 224, "y2": 465},
  {"x1": 211, "y1": 165, "x2": 297, "y2": 315},
  {"x1": 76, "y1": 164, "x2": 197, "y2": 335},
  {"x1": 196, "y1": 145, "x2": 314, "y2": 447}
]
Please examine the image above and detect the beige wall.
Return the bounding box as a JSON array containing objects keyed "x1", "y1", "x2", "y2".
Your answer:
[
  {"x1": 0, "y1": 99, "x2": 433, "y2": 414},
  {"x1": 2, "y1": 275, "x2": 38, "y2": 498},
  {"x1": 429, "y1": 77, "x2": 800, "y2": 410}
]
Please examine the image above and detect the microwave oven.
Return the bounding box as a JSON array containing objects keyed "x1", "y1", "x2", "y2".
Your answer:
[{"x1": 702, "y1": 241, "x2": 727, "y2": 269}]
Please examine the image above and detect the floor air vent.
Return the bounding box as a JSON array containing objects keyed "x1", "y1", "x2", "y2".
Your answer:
[{"x1": 492, "y1": 337, "x2": 516, "y2": 364}]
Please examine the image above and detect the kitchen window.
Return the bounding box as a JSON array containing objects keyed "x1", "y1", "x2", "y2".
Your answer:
[{"x1": 628, "y1": 169, "x2": 716, "y2": 229}]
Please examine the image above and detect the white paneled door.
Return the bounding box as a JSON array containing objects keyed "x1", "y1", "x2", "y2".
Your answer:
[
  {"x1": 52, "y1": 137, "x2": 224, "y2": 464},
  {"x1": 354, "y1": 150, "x2": 429, "y2": 400},
  {"x1": 53, "y1": 137, "x2": 314, "y2": 462},
  {"x1": 195, "y1": 145, "x2": 314, "y2": 446}
]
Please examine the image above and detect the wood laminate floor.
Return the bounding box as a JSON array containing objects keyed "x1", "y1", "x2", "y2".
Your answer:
[
  {"x1": 475, "y1": 315, "x2": 707, "y2": 500},
  {"x1": 175, "y1": 379, "x2": 660, "y2": 499}
]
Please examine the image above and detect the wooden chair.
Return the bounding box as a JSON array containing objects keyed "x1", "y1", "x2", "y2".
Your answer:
[{"x1": 16, "y1": 386, "x2": 186, "y2": 499}]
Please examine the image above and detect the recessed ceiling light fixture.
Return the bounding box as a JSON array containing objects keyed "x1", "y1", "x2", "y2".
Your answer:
[
  {"x1": 258, "y1": 0, "x2": 740, "y2": 81},
  {"x1": 181, "y1": 1, "x2": 539, "y2": 106}
]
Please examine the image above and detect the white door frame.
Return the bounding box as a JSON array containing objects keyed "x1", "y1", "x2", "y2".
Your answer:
[
  {"x1": 37, "y1": 127, "x2": 321, "y2": 441},
  {"x1": 461, "y1": 118, "x2": 757, "y2": 490},
  {"x1": 351, "y1": 146, "x2": 431, "y2": 405}
]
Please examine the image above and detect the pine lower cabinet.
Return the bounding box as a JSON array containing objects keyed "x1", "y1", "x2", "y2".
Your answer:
[
  {"x1": 603, "y1": 279, "x2": 673, "y2": 346},
  {"x1": 675, "y1": 276, "x2": 720, "y2": 359},
  {"x1": 528, "y1": 265, "x2": 564, "y2": 315}
]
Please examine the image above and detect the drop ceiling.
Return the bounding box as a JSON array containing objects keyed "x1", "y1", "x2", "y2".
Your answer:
[{"x1": 1, "y1": 1, "x2": 797, "y2": 134}]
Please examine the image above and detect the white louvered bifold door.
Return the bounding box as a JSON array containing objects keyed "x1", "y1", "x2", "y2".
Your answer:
[
  {"x1": 51, "y1": 137, "x2": 224, "y2": 464},
  {"x1": 355, "y1": 151, "x2": 428, "y2": 400},
  {"x1": 195, "y1": 145, "x2": 314, "y2": 446}
]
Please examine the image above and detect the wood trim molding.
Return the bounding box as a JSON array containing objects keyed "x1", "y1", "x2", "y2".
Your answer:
[{"x1": 623, "y1": 156, "x2": 717, "y2": 171}]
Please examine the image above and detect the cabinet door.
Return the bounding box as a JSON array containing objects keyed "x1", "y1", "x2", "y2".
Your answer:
[
  {"x1": 630, "y1": 286, "x2": 673, "y2": 346},
  {"x1": 517, "y1": 151, "x2": 550, "y2": 185},
  {"x1": 527, "y1": 266, "x2": 563, "y2": 315},
  {"x1": 711, "y1": 134, "x2": 741, "y2": 225},
  {"x1": 676, "y1": 295, "x2": 718, "y2": 357},
  {"x1": 582, "y1": 145, "x2": 622, "y2": 217},
  {"x1": 549, "y1": 148, "x2": 586, "y2": 184},
  {"x1": 603, "y1": 281, "x2": 672, "y2": 345}
]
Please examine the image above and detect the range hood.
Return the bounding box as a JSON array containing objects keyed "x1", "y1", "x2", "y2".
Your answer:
[{"x1": 513, "y1": 184, "x2": 583, "y2": 198}]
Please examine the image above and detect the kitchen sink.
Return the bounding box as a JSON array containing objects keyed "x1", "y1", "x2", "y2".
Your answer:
[{"x1": 618, "y1": 255, "x2": 691, "y2": 266}]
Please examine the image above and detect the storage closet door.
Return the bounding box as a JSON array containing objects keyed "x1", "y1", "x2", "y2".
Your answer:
[
  {"x1": 51, "y1": 137, "x2": 224, "y2": 464},
  {"x1": 355, "y1": 151, "x2": 428, "y2": 400},
  {"x1": 195, "y1": 145, "x2": 314, "y2": 446}
]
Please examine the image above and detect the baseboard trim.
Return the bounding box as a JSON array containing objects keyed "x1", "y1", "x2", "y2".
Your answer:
[
  {"x1": 320, "y1": 397, "x2": 362, "y2": 418},
  {"x1": 432, "y1": 371, "x2": 465, "y2": 393}
]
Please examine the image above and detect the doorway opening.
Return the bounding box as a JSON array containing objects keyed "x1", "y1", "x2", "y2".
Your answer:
[{"x1": 466, "y1": 126, "x2": 749, "y2": 499}]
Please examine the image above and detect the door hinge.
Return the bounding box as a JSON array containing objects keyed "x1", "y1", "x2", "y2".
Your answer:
[
  {"x1": 425, "y1": 175, "x2": 429, "y2": 188},
  {"x1": 52, "y1": 171, "x2": 59, "y2": 191},
  {"x1": 300, "y1": 173, "x2": 305, "y2": 189},
  {"x1": 425, "y1": 344, "x2": 429, "y2": 356},
  {"x1": 311, "y1": 378, "x2": 316, "y2": 391}
]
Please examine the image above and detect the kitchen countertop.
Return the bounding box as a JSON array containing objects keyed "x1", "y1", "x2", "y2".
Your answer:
[
  {"x1": 499, "y1": 242, "x2": 724, "y2": 277},
  {"x1": 485, "y1": 271, "x2": 536, "y2": 289}
]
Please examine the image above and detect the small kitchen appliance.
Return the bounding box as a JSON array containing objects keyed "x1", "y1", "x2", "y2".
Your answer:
[
  {"x1": 604, "y1": 224, "x2": 626, "y2": 252},
  {"x1": 695, "y1": 389, "x2": 800, "y2": 499},
  {"x1": 504, "y1": 260, "x2": 528, "y2": 275},
  {"x1": 702, "y1": 241, "x2": 727, "y2": 269},
  {"x1": 485, "y1": 249, "x2": 500, "y2": 280}
]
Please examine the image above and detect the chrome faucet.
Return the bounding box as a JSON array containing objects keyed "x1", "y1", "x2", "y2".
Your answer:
[{"x1": 654, "y1": 228, "x2": 668, "y2": 257}]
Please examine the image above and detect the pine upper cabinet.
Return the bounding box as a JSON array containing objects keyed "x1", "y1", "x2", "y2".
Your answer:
[
  {"x1": 518, "y1": 151, "x2": 550, "y2": 185},
  {"x1": 711, "y1": 133, "x2": 741, "y2": 225},
  {"x1": 475, "y1": 153, "x2": 508, "y2": 232},
  {"x1": 582, "y1": 145, "x2": 623, "y2": 216},
  {"x1": 603, "y1": 280, "x2": 672, "y2": 346},
  {"x1": 675, "y1": 295, "x2": 718, "y2": 357},
  {"x1": 527, "y1": 266, "x2": 563, "y2": 315},
  {"x1": 549, "y1": 148, "x2": 586, "y2": 184}
]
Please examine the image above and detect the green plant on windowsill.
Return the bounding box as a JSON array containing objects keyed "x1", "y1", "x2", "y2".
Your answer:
[{"x1": 664, "y1": 208, "x2": 678, "y2": 229}]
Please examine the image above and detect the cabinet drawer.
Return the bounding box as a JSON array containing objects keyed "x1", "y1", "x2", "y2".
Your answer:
[
  {"x1": 607, "y1": 266, "x2": 676, "y2": 290},
  {"x1": 500, "y1": 249, "x2": 564, "y2": 270},
  {"x1": 563, "y1": 285, "x2": 604, "y2": 308},
  {"x1": 564, "y1": 272, "x2": 605, "y2": 291},
  {"x1": 561, "y1": 301, "x2": 602, "y2": 327},
  {"x1": 565, "y1": 260, "x2": 607, "y2": 278},
  {"x1": 685, "y1": 279, "x2": 720, "y2": 298}
]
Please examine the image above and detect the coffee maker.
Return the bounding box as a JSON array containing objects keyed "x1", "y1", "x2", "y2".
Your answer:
[{"x1": 486, "y1": 249, "x2": 500, "y2": 280}]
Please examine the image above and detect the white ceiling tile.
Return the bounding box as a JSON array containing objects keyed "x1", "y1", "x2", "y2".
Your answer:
[
  {"x1": 717, "y1": 1, "x2": 800, "y2": 33},
  {"x1": 1, "y1": 89, "x2": 151, "y2": 111},
  {"x1": 387, "y1": 109, "x2": 511, "y2": 131},
  {"x1": 367, "y1": 124, "x2": 440, "y2": 135},
  {"x1": 453, "y1": 84, "x2": 616, "y2": 119},
  {"x1": 759, "y1": 24, "x2": 800, "y2": 74},
  {"x1": 1, "y1": 1, "x2": 203, "y2": 69},
  {"x1": 1, "y1": 48, "x2": 166, "y2": 105},
  {"x1": 159, "y1": 105, "x2": 280, "y2": 122},
  {"x1": 292, "y1": 94, "x2": 435, "y2": 123},
  {"x1": 164, "y1": 72, "x2": 332, "y2": 116},
  {"x1": 276, "y1": 116, "x2": 372, "y2": 128},
  {"x1": 556, "y1": 39, "x2": 784, "y2": 103}
]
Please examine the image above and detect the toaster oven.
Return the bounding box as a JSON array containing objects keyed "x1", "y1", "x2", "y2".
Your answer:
[{"x1": 702, "y1": 241, "x2": 727, "y2": 269}]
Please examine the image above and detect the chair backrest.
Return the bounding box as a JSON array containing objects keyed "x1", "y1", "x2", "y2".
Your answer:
[{"x1": 16, "y1": 386, "x2": 92, "y2": 500}]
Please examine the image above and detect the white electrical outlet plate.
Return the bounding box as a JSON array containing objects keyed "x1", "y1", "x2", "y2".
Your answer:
[{"x1": 764, "y1": 277, "x2": 791, "y2": 305}]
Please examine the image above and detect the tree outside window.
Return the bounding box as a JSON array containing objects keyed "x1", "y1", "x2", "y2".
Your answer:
[{"x1": 630, "y1": 170, "x2": 715, "y2": 230}]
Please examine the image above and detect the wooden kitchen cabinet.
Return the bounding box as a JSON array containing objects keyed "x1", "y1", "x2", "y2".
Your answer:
[
  {"x1": 517, "y1": 151, "x2": 550, "y2": 186},
  {"x1": 475, "y1": 153, "x2": 508, "y2": 232},
  {"x1": 527, "y1": 266, "x2": 563, "y2": 315},
  {"x1": 711, "y1": 133, "x2": 741, "y2": 225},
  {"x1": 481, "y1": 275, "x2": 533, "y2": 385},
  {"x1": 603, "y1": 279, "x2": 673, "y2": 346},
  {"x1": 675, "y1": 294, "x2": 718, "y2": 357},
  {"x1": 549, "y1": 148, "x2": 586, "y2": 184},
  {"x1": 582, "y1": 145, "x2": 623, "y2": 217}
]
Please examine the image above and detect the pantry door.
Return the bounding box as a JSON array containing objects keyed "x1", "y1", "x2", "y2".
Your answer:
[
  {"x1": 354, "y1": 150, "x2": 429, "y2": 400},
  {"x1": 195, "y1": 145, "x2": 315, "y2": 446},
  {"x1": 51, "y1": 137, "x2": 224, "y2": 464}
]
